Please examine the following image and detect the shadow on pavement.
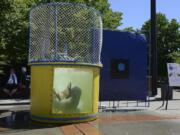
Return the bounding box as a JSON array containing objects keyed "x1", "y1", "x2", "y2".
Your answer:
[{"x1": 0, "y1": 111, "x2": 66, "y2": 131}]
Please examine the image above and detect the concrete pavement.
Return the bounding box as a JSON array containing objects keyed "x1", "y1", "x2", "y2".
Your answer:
[
  {"x1": 1, "y1": 110, "x2": 180, "y2": 135},
  {"x1": 0, "y1": 89, "x2": 180, "y2": 135}
]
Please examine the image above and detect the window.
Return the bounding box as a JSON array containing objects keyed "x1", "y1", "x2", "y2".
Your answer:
[{"x1": 111, "y1": 59, "x2": 129, "y2": 79}]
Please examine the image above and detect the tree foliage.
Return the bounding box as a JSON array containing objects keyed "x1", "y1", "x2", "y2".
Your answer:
[
  {"x1": 40, "y1": 0, "x2": 123, "y2": 29},
  {"x1": 141, "y1": 13, "x2": 180, "y2": 77},
  {"x1": 123, "y1": 27, "x2": 136, "y2": 32},
  {"x1": 0, "y1": 0, "x2": 37, "y2": 66},
  {"x1": 0, "y1": 0, "x2": 122, "y2": 74},
  {"x1": 169, "y1": 51, "x2": 180, "y2": 63}
]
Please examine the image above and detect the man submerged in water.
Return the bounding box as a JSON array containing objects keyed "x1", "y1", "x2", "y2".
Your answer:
[{"x1": 53, "y1": 82, "x2": 81, "y2": 113}]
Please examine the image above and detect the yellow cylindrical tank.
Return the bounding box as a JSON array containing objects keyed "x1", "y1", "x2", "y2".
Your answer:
[{"x1": 30, "y1": 63, "x2": 101, "y2": 123}]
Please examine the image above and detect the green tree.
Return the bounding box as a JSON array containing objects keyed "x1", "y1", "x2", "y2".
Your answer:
[
  {"x1": 0, "y1": 0, "x2": 122, "y2": 74},
  {"x1": 169, "y1": 51, "x2": 180, "y2": 63},
  {"x1": 123, "y1": 27, "x2": 141, "y2": 33},
  {"x1": 40, "y1": 0, "x2": 123, "y2": 29},
  {"x1": 0, "y1": 0, "x2": 37, "y2": 67},
  {"x1": 123, "y1": 27, "x2": 136, "y2": 32},
  {"x1": 141, "y1": 13, "x2": 180, "y2": 77}
]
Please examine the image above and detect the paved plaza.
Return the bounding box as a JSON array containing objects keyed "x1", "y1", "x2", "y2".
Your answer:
[{"x1": 0, "y1": 89, "x2": 180, "y2": 135}]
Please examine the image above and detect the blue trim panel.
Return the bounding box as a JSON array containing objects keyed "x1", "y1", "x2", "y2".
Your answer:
[{"x1": 31, "y1": 114, "x2": 97, "y2": 122}]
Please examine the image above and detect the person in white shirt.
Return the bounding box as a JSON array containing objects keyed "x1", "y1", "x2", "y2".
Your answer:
[{"x1": 3, "y1": 68, "x2": 18, "y2": 97}]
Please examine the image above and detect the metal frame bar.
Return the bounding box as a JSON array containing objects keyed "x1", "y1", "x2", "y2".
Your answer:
[{"x1": 54, "y1": 4, "x2": 58, "y2": 60}]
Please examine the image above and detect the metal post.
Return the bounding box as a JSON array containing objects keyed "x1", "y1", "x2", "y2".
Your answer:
[
  {"x1": 165, "y1": 86, "x2": 170, "y2": 110},
  {"x1": 118, "y1": 101, "x2": 120, "y2": 108},
  {"x1": 92, "y1": 12, "x2": 96, "y2": 63},
  {"x1": 54, "y1": 5, "x2": 58, "y2": 60},
  {"x1": 165, "y1": 80, "x2": 171, "y2": 110},
  {"x1": 113, "y1": 101, "x2": 115, "y2": 109},
  {"x1": 137, "y1": 100, "x2": 139, "y2": 107},
  {"x1": 151, "y1": 0, "x2": 157, "y2": 95},
  {"x1": 148, "y1": 96, "x2": 150, "y2": 107}
]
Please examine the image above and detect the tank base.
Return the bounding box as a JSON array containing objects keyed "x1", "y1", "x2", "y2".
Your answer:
[{"x1": 30, "y1": 114, "x2": 97, "y2": 124}]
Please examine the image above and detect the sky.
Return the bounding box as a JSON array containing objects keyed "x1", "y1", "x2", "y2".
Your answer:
[{"x1": 108, "y1": 0, "x2": 180, "y2": 30}]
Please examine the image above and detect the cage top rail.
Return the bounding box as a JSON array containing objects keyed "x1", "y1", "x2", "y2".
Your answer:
[
  {"x1": 30, "y1": 2, "x2": 101, "y2": 13},
  {"x1": 29, "y1": 2, "x2": 103, "y2": 65}
]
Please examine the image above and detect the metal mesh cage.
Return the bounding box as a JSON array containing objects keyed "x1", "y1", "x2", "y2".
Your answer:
[{"x1": 29, "y1": 2, "x2": 103, "y2": 65}]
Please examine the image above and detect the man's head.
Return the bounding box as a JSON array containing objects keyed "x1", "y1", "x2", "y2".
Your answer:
[
  {"x1": 57, "y1": 83, "x2": 71, "y2": 100},
  {"x1": 22, "y1": 67, "x2": 27, "y2": 73},
  {"x1": 10, "y1": 68, "x2": 15, "y2": 74}
]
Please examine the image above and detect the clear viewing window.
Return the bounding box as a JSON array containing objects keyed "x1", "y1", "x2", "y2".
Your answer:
[{"x1": 52, "y1": 68, "x2": 93, "y2": 114}]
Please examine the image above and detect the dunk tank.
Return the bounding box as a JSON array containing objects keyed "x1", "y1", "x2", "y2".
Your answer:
[{"x1": 28, "y1": 3, "x2": 102, "y2": 123}]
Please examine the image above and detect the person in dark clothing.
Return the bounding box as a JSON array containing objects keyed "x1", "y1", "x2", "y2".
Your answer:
[
  {"x1": 20, "y1": 67, "x2": 29, "y2": 90},
  {"x1": 2, "y1": 68, "x2": 18, "y2": 97},
  {"x1": 19, "y1": 67, "x2": 30, "y2": 98}
]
